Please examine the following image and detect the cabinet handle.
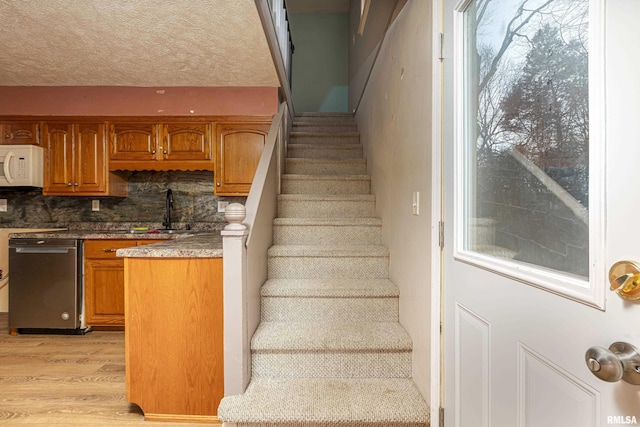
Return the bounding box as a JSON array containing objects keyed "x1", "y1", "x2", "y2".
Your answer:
[
  {"x1": 217, "y1": 182, "x2": 221, "y2": 186},
  {"x1": 102, "y1": 248, "x2": 117, "y2": 253},
  {"x1": 74, "y1": 182, "x2": 79, "y2": 186},
  {"x1": 67, "y1": 182, "x2": 72, "y2": 187},
  {"x1": 163, "y1": 149, "x2": 168, "y2": 154},
  {"x1": 151, "y1": 149, "x2": 156, "y2": 154},
  {"x1": 4, "y1": 134, "x2": 10, "y2": 139}
]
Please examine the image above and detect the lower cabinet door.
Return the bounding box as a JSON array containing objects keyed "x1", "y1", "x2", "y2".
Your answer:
[{"x1": 84, "y1": 258, "x2": 125, "y2": 326}]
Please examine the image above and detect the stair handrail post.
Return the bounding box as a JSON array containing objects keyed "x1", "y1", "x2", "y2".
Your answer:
[{"x1": 221, "y1": 203, "x2": 250, "y2": 396}]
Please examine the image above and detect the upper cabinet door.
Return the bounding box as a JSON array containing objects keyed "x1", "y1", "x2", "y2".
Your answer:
[
  {"x1": 75, "y1": 123, "x2": 106, "y2": 193},
  {"x1": 0, "y1": 123, "x2": 40, "y2": 145},
  {"x1": 43, "y1": 122, "x2": 118, "y2": 196},
  {"x1": 161, "y1": 123, "x2": 212, "y2": 161},
  {"x1": 109, "y1": 123, "x2": 158, "y2": 161},
  {"x1": 42, "y1": 123, "x2": 74, "y2": 193},
  {"x1": 215, "y1": 122, "x2": 270, "y2": 196}
]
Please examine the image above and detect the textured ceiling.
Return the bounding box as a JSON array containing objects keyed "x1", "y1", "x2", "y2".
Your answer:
[{"x1": 0, "y1": 0, "x2": 279, "y2": 87}]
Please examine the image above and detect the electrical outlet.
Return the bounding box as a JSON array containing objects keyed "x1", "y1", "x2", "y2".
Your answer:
[
  {"x1": 218, "y1": 201, "x2": 229, "y2": 213},
  {"x1": 412, "y1": 191, "x2": 420, "y2": 215},
  {"x1": 0, "y1": 199, "x2": 7, "y2": 212},
  {"x1": 91, "y1": 200, "x2": 100, "y2": 211}
]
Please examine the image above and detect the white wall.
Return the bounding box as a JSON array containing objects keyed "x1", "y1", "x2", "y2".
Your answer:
[{"x1": 350, "y1": 0, "x2": 433, "y2": 401}]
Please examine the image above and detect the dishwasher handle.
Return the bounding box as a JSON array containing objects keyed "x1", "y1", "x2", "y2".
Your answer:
[{"x1": 14, "y1": 247, "x2": 74, "y2": 254}]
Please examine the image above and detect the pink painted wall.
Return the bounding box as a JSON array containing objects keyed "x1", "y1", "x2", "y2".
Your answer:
[{"x1": 0, "y1": 86, "x2": 278, "y2": 116}]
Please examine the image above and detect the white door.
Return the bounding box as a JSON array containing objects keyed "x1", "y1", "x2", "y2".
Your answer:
[{"x1": 443, "y1": 0, "x2": 640, "y2": 426}]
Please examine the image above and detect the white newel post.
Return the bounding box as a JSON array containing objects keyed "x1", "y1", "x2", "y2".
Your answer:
[{"x1": 221, "y1": 203, "x2": 249, "y2": 396}]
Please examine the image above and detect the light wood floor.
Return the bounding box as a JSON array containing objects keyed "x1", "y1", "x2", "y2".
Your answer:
[{"x1": 0, "y1": 313, "x2": 218, "y2": 426}]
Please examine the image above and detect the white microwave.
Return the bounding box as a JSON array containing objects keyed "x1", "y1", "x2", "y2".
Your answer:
[{"x1": 0, "y1": 145, "x2": 43, "y2": 187}]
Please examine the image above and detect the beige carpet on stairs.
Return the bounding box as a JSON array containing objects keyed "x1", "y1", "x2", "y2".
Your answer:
[{"x1": 218, "y1": 112, "x2": 429, "y2": 427}]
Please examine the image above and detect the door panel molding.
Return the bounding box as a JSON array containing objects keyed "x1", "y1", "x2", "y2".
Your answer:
[
  {"x1": 517, "y1": 343, "x2": 599, "y2": 427},
  {"x1": 455, "y1": 303, "x2": 490, "y2": 427}
]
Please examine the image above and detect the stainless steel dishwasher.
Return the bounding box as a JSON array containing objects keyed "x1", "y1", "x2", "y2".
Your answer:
[{"x1": 8, "y1": 238, "x2": 87, "y2": 333}]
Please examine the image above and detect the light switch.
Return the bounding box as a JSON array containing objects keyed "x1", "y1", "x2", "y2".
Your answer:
[
  {"x1": 92, "y1": 200, "x2": 100, "y2": 211},
  {"x1": 412, "y1": 191, "x2": 420, "y2": 216},
  {"x1": 0, "y1": 199, "x2": 7, "y2": 212},
  {"x1": 218, "y1": 201, "x2": 229, "y2": 213}
]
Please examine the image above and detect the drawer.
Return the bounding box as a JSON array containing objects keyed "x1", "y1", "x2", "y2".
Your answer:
[{"x1": 84, "y1": 240, "x2": 138, "y2": 259}]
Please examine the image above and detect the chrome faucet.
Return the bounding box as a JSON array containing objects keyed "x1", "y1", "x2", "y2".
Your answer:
[{"x1": 162, "y1": 188, "x2": 174, "y2": 230}]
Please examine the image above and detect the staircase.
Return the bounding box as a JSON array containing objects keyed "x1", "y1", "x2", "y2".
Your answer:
[{"x1": 218, "y1": 113, "x2": 429, "y2": 427}]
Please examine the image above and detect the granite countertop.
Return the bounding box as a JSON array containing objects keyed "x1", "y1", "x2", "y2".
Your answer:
[
  {"x1": 116, "y1": 233, "x2": 223, "y2": 258},
  {"x1": 9, "y1": 229, "x2": 191, "y2": 240},
  {"x1": 8, "y1": 228, "x2": 223, "y2": 259}
]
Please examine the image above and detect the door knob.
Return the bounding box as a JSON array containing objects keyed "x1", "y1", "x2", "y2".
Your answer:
[
  {"x1": 585, "y1": 342, "x2": 640, "y2": 385},
  {"x1": 609, "y1": 261, "x2": 640, "y2": 300}
]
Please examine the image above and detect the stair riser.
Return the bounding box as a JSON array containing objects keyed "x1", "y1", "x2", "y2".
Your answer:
[
  {"x1": 285, "y1": 159, "x2": 367, "y2": 175},
  {"x1": 268, "y1": 256, "x2": 388, "y2": 279},
  {"x1": 292, "y1": 124, "x2": 357, "y2": 133},
  {"x1": 278, "y1": 199, "x2": 376, "y2": 218},
  {"x1": 291, "y1": 134, "x2": 360, "y2": 145},
  {"x1": 288, "y1": 145, "x2": 363, "y2": 159},
  {"x1": 282, "y1": 178, "x2": 370, "y2": 195},
  {"x1": 261, "y1": 297, "x2": 398, "y2": 322},
  {"x1": 294, "y1": 115, "x2": 354, "y2": 124},
  {"x1": 252, "y1": 352, "x2": 412, "y2": 379},
  {"x1": 273, "y1": 225, "x2": 382, "y2": 245}
]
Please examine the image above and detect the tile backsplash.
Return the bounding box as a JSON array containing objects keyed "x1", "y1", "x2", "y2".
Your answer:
[{"x1": 0, "y1": 171, "x2": 245, "y2": 231}]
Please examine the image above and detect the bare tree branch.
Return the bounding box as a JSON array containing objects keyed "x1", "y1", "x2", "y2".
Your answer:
[{"x1": 478, "y1": 0, "x2": 555, "y2": 94}]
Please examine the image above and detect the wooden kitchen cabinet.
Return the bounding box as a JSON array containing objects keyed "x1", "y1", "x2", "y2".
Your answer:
[
  {"x1": 108, "y1": 123, "x2": 157, "y2": 161},
  {"x1": 163, "y1": 122, "x2": 212, "y2": 161},
  {"x1": 42, "y1": 122, "x2": 127, "y2": 196},
  {"x1": 215, "y1": 121, "x2": 270, "y2": 196},
  {"x1": 0, "y1": 122, "x2": 40, "y2": 145},
  {"x1": 108, "y1": 122, "x2": 213, "y2": 171},
  {"x1": 84, "y1": 239, "x2": 163, "y2": 327},
  {"x1": 125, "y1": 256, "x2": 223, "y2": 423}
]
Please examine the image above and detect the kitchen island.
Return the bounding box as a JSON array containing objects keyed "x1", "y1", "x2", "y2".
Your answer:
[{"x1": 117, "y1": 232, "x2": 224, "y2": 425}]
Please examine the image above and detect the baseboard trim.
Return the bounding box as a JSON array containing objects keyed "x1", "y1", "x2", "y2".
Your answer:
[{"x1": 144, "y1": 413, "x2": 221, "y2": 424}]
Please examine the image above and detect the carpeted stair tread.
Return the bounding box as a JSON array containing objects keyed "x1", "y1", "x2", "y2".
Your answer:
[
  {"x1": 273, "y1": 218, "x2": 382, "y2": 245},
  {"x1": 261, "y1": 278, "x2": 398, "y2": 298},
  {"x1": 217, "y1": 378, "x2": 429, "y2": 425},
  {"x1": 295, "y1": 112, "x2": 354, "y2": 116},
  {"x1": 288, "y1": 144, "x2": 363, "y2": 159},
  {"x1": 292, "y1": 124, "x2": 358, "y2": 134},
  {"x1": 286, "y1": 157, "x2": 366, "y2": 165},
  {"x1": 273, "y1": 217, "x2": 381, "y2": 226},
  {"x1": 281, "y1": 175, "x2": 371, "y2": 195},
  {"x1": 251, "y1": 322, "x2": 412, "y2": 351},
  {"x1": 268, "y1": 244, "x2": 389, "y2": 258},
  {"x1": 294, "y1": 112, "x2": 354, "y2": 120},
  {"x1": 278, "y1": 194, "x2": 376, "y2": 202},
  {"x1": 288, "y1": 143, "x2": 362, "y2": 150},
  {"x1": 282, "y1": 174, "x2": 370, "y2": 181},
  {"x1": 277, "y1": 194, "x2": 377, "y2": 218},
  {"x1": 290, "y1": 134, "x2": 360, "y2": 146},
  {"x1": 285, "y1": 158, "x2": 367, "y2": 175},
  {"x1": 291, "y1": 131, "x2": 360, "y2": 137}
]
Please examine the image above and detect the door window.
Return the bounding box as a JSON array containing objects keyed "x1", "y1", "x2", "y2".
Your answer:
[{"x1": 456, "y1": 0, "x2": 597, "y2": 302}]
